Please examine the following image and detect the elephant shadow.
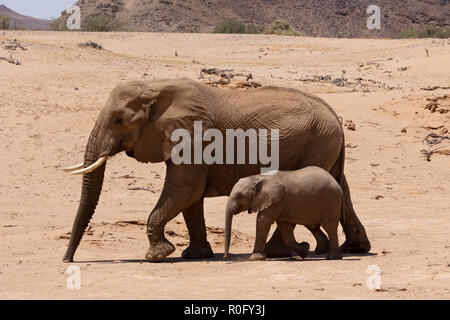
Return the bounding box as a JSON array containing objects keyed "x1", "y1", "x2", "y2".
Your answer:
[{"x1": 73, "y1": 251, "x2": 375, "y2": 264}]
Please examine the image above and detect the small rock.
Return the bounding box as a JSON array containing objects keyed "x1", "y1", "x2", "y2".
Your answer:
[
  {"x1": 401, "y1": 128, "x2": 407, "y2": 133},
  {"x1": 344, "y1": 120, "x2": 356, "y2": 131}
]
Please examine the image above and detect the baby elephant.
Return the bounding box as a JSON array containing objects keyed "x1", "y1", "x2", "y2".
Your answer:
[{"x1": 224, "y1": 167, "x2": 344, "y2": 261}]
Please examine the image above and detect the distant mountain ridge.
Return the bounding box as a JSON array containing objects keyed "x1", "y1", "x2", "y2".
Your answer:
[
  {"x1": 58, "y1": 0, "x2": 450, "y2": 37},
  {"x1": 0, "y1": 4, "x2": 50, "y2": 30}
]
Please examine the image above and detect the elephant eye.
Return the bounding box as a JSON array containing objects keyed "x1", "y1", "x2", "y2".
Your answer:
[{"x1": 115, "y1": 118, "x2": 124, "y2": 126}]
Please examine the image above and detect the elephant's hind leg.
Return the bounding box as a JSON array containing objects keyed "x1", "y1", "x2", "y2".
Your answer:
[
  {"x1": 181, "y1": 199, "x2": 214, "y2": 259},
  {"x1": 277, "y1": 222, "x2": 309, "y2": 259},
  {"x1": 322, "y1": 220, "x2": 342, "y2": 260},
  {"x1": 339, "y1": 175, "x2": 371, "y2": 253},
  {"x1": 264, "y1": 227, "x2": 294, "y2": 258},
  {"x1": 306, "y1": 225, "x2": 329, "y2": 254}
]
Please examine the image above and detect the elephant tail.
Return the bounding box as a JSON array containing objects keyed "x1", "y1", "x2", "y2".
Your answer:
[
  {"x1": 340, "y1": 188, "x2": 346, "y2": 226},
  {"x1": 337, "y1": 133, "x2": 346, "y2": 226}
]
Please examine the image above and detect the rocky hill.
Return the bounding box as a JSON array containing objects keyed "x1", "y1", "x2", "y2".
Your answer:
[
  {"x1": 61, "y1": 0, "x2": 449, "y2": 37},
  {"x1": 0, "y1": 5, "x2": 50, "y2": 30}
]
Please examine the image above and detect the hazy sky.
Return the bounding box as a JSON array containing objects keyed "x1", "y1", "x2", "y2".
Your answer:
[{"x1": 0, "y1": 0, "x2": 77, "y2": 20}]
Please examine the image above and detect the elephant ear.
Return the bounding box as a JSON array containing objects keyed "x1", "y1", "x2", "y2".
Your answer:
[
  {"x1": 251, "y1": 177, "x2": 285, "y2": 212},
  {"x1": 132, "y1": 79, "x2": 213, "y2": 163}
]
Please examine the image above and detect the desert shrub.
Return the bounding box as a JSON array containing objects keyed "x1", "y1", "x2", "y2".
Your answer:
[
  {"x1": 264, "y1": 20, "x2": 305, "y2": 36},
  {"x1": 82, "y1": 14, "x2": 127, "y2": 32},
  {"x1": 0, "y1": 13, "x2": 10, "y2": 30},
  {"x1": 399, "y1": 24, "x2": 450, "y2": 39},
  {"x1": 213, "y1": 20, "x2": 247, "y2": 34},
  {"x1": 48, "y1": 18, "x2": 68, "y2": 31},
  {"x1": 245, "y1": 23, "x2": 264, "y2": 34},
  {"x1": 213, "y1": 20, "x2": 264, "y2": 34}
]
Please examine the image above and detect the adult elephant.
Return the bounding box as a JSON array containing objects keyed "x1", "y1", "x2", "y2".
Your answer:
[{"x1": 62, "y1": 78, "x2": 370, "y2": 262}]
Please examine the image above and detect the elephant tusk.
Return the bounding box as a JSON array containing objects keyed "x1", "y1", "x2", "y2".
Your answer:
[
  {"x1": 62, "y1": 163, "x2": 85, "y2": 172},
  {"x1": 69, "y1": 156, "x2": 108, "y2": 175}
]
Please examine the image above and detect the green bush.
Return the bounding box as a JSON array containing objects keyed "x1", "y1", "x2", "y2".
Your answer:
[
  {"x1": 264, "y1": 20, "x2": 305, "y2": 36},
  {"x1": 48, "y1": 18, "x2": 68, "y2": 31},
  {"x1": 245, "y1": 23, "x2": 264, "y2": 34},
  {"x1": 213, "y1": 20, "x2": 264, "y2": 34},
  {"x1": 82, "y1": 14, "x2": 128, "y2": 32},
  {"x1": 0, "y1": 13, "x2": 10, "y2": 30},
  {"x1": 212, "y1": 20, "x2": 306, "y2": 36},
  {"x1": 213, "y1": 20, "x2": 247, "y2": 34},
  {"x1": 399, "y1": 25, "x2": 450, "y2": 39}
]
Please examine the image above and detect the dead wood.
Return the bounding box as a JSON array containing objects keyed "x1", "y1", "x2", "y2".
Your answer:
[
  {"x1": 0, "y1": 54, "x2": 21, "y2": 65},
  {"x1": 424, "y1": 133, "x2": 450, "y2": 145},
  {"x1": 200, "y1": 67, "x2": 259, "y2": 89},
  {"x1": 78, "y1": 41, "x2": 103, "y2": 50},
  {"x1": 3, "y1": 39, "x2": 27, "y2": 51},
  {"x1": 127, "y1": 187, "x2": 156, "y2": 193}
]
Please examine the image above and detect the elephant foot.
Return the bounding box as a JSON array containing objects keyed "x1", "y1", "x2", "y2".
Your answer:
[
  {"x1": 62, "y1": 254, "x2": 73, "y2": 263},
  {"x1": 181, "y1": 241, "x2": 214, "y2": 259},
  {"x1": 249, "y1": 253, "x2": 267, "y2": 261},
  {"x1": 314, "y1": 242, "x2": 329, "y2": 255},
  {"x1": 145, "y1": 239, "x2": 175, "y2": 261},
  {"x1": 264, "y1": 237, "x2": 293, "y2": 258},
  {"x1": 340, "y1": 239, "x2": 371, "y2": 254},
  {"x1": 326, "y1": 251, "x2": 343, "y2": 260},
  {"x1": 297, "y1": 242, "x2": 310, "y2": 259}
]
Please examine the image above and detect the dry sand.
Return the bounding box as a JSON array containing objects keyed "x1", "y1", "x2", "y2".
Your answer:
[{"x1": 0, "y1": 31, "x2": 449, "y2": 299}]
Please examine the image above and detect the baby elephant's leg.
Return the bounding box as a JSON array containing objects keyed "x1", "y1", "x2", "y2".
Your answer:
[
  {"x1": 277, "y1": 222, "x2": 309, "y2": 259},
  {"x1": 306, "y1": 225, "x2": 329, "y2": 254},
  {"x1": 322, "y1": 220, "x2": 342, "y2": 260},
  {"x1": 249, "y1": 212, "x2": 275, "y2": 261}
]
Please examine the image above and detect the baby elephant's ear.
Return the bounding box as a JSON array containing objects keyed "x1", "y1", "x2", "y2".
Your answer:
[{"x1": 252, "y1": 178, "x2": 285, "y2": 212}]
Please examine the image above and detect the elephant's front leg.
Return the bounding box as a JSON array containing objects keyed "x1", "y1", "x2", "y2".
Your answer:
[
  {"x1": 145, "y1": 162, "x2": 207, "y2": 261},
  {"x1": 250, "y1": 206, "x2": 280, "y2": 261},
  {"x1": 181, "y1": 198, "x2": 214, "y2": 259}
]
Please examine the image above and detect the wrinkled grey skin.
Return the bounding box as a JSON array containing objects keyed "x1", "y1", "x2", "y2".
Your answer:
[
  {"x1": 224, "y1": 167, "x2": 344, "y2": 261},
  {"x1": 63, "y1": 78, "x2": 370, "y2": 262}
]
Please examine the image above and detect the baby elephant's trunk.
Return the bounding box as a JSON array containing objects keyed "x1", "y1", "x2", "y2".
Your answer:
[{"x1": 224, "y1": 209, "x2": 234, "y2": 258}]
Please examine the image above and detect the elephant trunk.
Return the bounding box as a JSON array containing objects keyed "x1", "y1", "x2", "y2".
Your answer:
[
  {"x1": 63, "y1": 122, "x2": 108, "y2": 262},
  {"x1": 224, "y1": 206, "x2": 235, "y2": 259}
]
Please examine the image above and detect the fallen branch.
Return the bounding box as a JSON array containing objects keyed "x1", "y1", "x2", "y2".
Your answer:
[
  {"x1": 78, "y1": 40, "x2": 103, "y2": 50},
  {"x1": 421, "y1": 146, "x2": 450, "y2": 161},
  {"x1": 127, "y1": 187, "x2": 156, "y2": 193},
  {"x1": 292, "y1": 74, "x2": 397, "y2": 90},
  {"x1": 200, "y1": 67, "x2": 259, "y2": 88},
  {"x1": 3, "y1": 39, "x2": 27, "y2": 51},
  {"x1": 424, "y1": 133, "x2": 450, "y2": 145},
  {"x1": 420, "y1": 86, "x2": 450, "y2": 91},
  {"x1": 0, "y1": 55, "x2": 21, "y2": 65}
]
